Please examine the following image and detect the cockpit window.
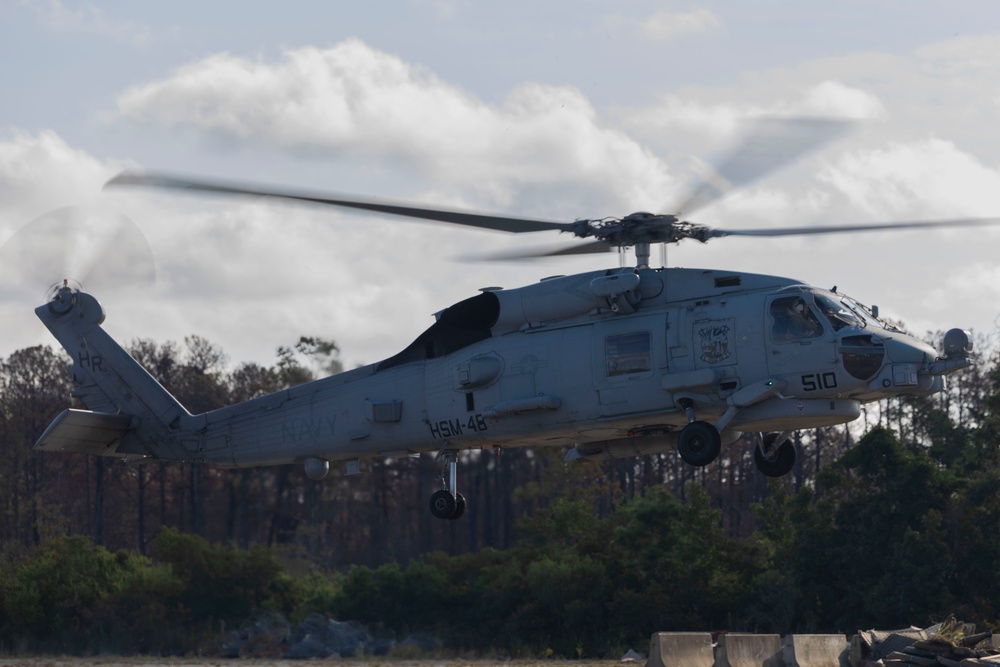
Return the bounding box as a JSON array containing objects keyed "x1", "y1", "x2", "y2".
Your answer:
[
  {"x1": 770, "y1": 296, "x2": 824, "y2": 342},
  {"x1": 844, "y1": 296, "x2": 900, "y2": 332},
  {"x1": 814, "y1": 293, "x2": 863, "y2": 331}
]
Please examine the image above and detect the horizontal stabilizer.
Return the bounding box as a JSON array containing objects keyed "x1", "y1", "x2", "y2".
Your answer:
[{"x1": 35, "y1": 409, "x2": 134, "y2": 456}]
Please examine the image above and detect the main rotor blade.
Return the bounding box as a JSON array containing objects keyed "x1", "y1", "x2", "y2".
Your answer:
[
  {"x1": 707, "y1": 216, "x2": 1000, "y2": 239},
  {"x1": 671, "y1": 117, "x2": 854, "y2": 216},
  {"x1": 475, "y1": 240, "x2": 612, "y2": 261},
  {"x1": 107, "y1": 171, "x2": 576, "y2": 234}
]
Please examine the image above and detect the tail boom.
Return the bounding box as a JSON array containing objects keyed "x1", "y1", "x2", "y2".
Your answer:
[{"x1": 35, "y1": 286, "x2": 191, "y2": 460}]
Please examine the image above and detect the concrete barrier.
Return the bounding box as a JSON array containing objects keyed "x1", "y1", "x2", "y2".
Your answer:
[
  {"x1": 645, "y1": 632, "x2": 714, "y2": 667},
  {"x1": 784, "y1": 634, "x2": 848, "y2": 667},
  {"x1": 717, "y1": 633, "x2": 782, "y2": 667}
]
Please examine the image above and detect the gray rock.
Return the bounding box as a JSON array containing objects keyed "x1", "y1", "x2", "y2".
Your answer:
[
  {"x1": 221, "y1": 612, "x2": 291, "y2": 658},
  {"x1": 621, "y1": 648, "x2": 644, "y2": 662},
  {"x1": 284, "y1": 633, "x2": 332, "y2": 659},
  {"x1": 284, "y1": 613, "x2": 373, "y2": 659}
]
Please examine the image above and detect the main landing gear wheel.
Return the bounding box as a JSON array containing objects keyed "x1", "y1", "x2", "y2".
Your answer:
[
  {"x1": 754, "y1": 433, "x2": 796, "y2": 477},
  {"x1": 430, "y1": 490, "x2": 466, "y2": 520},
  {"x1": 677, "y1": 420, "x2": 722, "y2": 466}
]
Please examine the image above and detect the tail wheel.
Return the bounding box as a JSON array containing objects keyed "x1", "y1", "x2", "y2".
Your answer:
[{"x1": 677, "y1": 420, "x2": 722, "y2": 466}]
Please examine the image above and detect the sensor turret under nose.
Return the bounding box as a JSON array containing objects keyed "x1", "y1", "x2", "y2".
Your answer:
[
  {"x1": 943, "y1": 328, "x2": 973, "y2": 357},
  {"x1": 927, "y1": 328, "x2": 976, "y2": 376}
]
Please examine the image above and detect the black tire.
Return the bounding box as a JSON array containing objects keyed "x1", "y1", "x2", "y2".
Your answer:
[
  {"x1": 754, "y1": 439, "x2": 796, "y2": 477},
  {"x1": 429, "y1": 489, "x2": 457, "y2": 519},
  {"x1": 678, "y1": 420, "x2": 722, "y2": 466},
  {"x1": 449, "y1": 493, "x2": 467, "y2": 521}
]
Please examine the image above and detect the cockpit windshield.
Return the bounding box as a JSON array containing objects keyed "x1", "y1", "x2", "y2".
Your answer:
[
  {"x1": 769, "y1": 285, "x2": 902, "y2": 342},
  {"x1": 771, "y1": 287, "x2": 889, "y2": 342},
  {"x1": 814, "y1": 293, "x2": 864, "y2": 331},
  {"x1": 848, "y1": 297, "x2": 898, "y2": 331}
]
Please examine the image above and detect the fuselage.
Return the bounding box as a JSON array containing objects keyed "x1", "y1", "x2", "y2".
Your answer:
[{"x1": 149, "y1": 266, "x2": 965, "y2": 470}]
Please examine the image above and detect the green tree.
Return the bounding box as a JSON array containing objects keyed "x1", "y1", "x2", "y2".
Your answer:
[
  {"x1": 276, "y1": 335, "x2": 343, "y2": 387},
  {"x1": 800, "y1": 427, "x2": 956, "y2": 630},
  {"x1": 746, "y1": 481, "x2": 812, "y2": 633},
  {"x1": 1, "y1": 536, "x2": 139, "y2": 652},
  {"x1": 0, "y1": 345, "x2": 72, "y2": 549},
  {"x1": 149, "y1": 527, "x2": 300, "y2": 625},
  {"x1": 948, "y1": 356, "x2": 1000, "y2": 620}
]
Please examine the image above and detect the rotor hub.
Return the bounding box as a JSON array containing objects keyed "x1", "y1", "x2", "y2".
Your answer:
[{"x1": 578, "y1": 212, "x2": 716, "y2": 248}]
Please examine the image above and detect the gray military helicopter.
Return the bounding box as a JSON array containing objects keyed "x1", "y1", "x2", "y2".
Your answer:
[{"x1": 32, "y1": 120, "x2": 998, "y2": 519}]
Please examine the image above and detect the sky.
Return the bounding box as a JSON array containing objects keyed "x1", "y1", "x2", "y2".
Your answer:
[{"x1": 2, "y1": 0, "x2": 1000, "y2": 371}]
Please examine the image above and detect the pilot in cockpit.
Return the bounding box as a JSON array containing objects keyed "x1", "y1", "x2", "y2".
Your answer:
[{"x1": 771, "y1": 296, "x2": 824, "y2": 341}]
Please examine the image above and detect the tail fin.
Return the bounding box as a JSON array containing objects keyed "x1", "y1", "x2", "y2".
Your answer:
[{"x1": 34, "y1": 284, "x2": 191, "y2": 460}]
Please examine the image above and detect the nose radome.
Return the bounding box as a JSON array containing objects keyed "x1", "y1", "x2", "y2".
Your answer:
[{"x1": 884, "y1": 334, "x2": 936, "y2": 364}]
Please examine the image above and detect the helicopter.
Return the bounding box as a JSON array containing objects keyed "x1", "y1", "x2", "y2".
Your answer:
[{"x1": 31, "y1": 119, "x2": 999, "y2": 520}]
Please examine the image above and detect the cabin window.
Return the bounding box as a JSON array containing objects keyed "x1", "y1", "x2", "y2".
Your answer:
[
  {"x1": 605, "y1": 331, "x2": 651, "y2": 377},
  {"x1": 770, "y1": 296, "x2": 824, "y2": 342}
]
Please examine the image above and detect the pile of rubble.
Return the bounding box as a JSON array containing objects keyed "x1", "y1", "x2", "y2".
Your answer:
[
  {"x1": 851, "y1": 621, "x2": 999, "y2": 667},
  {"x1": 220, "y1": 612, "x2": 440, "y2": 659}
]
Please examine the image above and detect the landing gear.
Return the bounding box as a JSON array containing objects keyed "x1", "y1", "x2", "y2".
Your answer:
[
  {"x1": 429, "y1": 489, "x2": 466, "y2": 519},
  {"x1": 429, "y1": 451, "x2": 466, "y2": 520},
  {"x1": 754, "y1": 432, "x2": 796, "y2": 477},
  {"x1": 676, "y1": 400, "x2": 722, "y2": 466},
  {"x1": 678, "y1": 421, "x2": 722, "y2": 466}
]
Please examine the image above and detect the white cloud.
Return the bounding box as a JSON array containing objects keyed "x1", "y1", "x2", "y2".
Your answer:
[
  {"x1": 639, "y1": 8, "x2": 722, "y2": 41},
  {"x1": 0, "y1": 128, "x2": 457, "y2": 367},
  {"x1": 796, "y1": 81, "x2": 885, "y2": 119},
  {"x1": 618, "y1": 80, "x2": 883, "y2": 155},
  {"x1": 0, "y1": 129, "x2": 121, "y2": 226},
  {"x1": 115, "y1": 39, "x2": 676, "y2": 214},
  {"x1": 621, "y1": 33, "x2": 1000, "y2": 166},
  {"x1": 0, "y1": 130, "x2": 145, "y2": 353},
  {"x1": 820, "y1": 138, "x2": 1000, "y2": 219}
]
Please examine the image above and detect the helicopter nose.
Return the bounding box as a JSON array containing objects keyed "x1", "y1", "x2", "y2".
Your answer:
[
  {"x1": 885, "y1": 335, "x2": 936, "y2": 365},
  {"x1": 866, "y1": 334, "x2": 940, "y2": 394},
  {"x1": 926, "y1": 328, "x2": 976, "y2": 376}
]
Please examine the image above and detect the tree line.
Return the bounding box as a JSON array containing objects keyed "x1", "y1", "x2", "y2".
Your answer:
[{"x1": 0, "y1": 330, "x2": 998, "y2": 655}]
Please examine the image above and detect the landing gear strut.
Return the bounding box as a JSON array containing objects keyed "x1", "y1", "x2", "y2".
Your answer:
[
  {"x1": 676, "y1": 400, "x2": 721, "y2": 466},
  {"x1": 429, "y1": 451, "x2": 466, "y2": 520},
  {"x1": 753, "y1": 431, "x2": 796, "y2": 477}
]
